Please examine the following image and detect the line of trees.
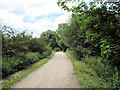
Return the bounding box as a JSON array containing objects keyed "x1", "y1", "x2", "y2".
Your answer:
[
  {"x1": 57, "y1": 0, "x2": 120, "y2": 88},
  {"x1": 1, "y1": 23, "x2": 70, "y2": 78},
  {"x1": 1, "y1": 25, "x2": 60, "y2": 78}
]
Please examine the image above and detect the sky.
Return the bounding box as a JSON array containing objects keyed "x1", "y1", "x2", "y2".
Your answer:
[
  {"x1": 0, "y1": 0, "x2": 113, "y2": 37},
  {"x1": 0, "y1": 0, "x2": 73, "y2": 37}
]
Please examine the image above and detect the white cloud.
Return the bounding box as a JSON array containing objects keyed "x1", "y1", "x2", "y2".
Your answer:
[
  {"x1": 0, "y1": 0, "x2": 71, "y2": 37},
  {"x1": 0, "y1": 0, "x2": 95, "y2": 37},
  {"x1": 9, "y1": 7, "x2": 26, "y2": 15}
]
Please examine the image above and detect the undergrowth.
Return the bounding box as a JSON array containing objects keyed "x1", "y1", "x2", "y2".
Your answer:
[
  {"x1": 2, "y1": 51, "x2": 55, "y2": 89},
  {"x1": 65, "y1": 50, "x2": 111, "y2": 88}
]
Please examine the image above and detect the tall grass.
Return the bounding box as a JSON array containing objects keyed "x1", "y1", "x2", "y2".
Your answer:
[
  {"x1": 82, "y1": 56, "x2": 120, "y2": 88},
  {"x1": 65, "y1": 51, "x2": 110, "y2": 88},
  {"x1": 67, "y1": 50, "x2": 120, "y2": 88}
]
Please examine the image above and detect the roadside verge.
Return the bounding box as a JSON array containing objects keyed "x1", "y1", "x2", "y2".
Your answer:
[
  {"x1": 2, "y1": 51, "x2": 55, "y2": 89},
  {"x1": 65, "y1": 51, "x2": 110, "y2": 88}
]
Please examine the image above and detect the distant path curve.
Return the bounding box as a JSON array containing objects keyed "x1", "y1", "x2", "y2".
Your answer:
[{"x1": 12, "y1": 52, "x2": 80, "y2": 88}]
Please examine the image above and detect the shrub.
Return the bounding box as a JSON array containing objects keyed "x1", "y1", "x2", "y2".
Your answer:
[
  {"x1": 2, "y1": 57, "x2": 20, "y2": 77},
  {"x1": 54, "y1": 47, "x2": 60, "y2": 52},
  {"x1": 2, "y1": 50, "x2": 53, "y2": 78},
  {"x1": 25, "y1": 52, "x2": 40, "y2": 64},
  {"x1": 82, "y1": 56, "x2": 120, "y2": 88},
  {"x1": 42, "y1": 46, "x2": 52, "y2": 58},
  {"x1": 2, "y1": 52, "x2": 40, "y2": 78},
  {"x1": 42, "y1": 50, "x2": 51, "y2": 58}
]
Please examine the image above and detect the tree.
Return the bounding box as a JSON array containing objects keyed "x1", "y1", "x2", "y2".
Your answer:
[
  {"x1": 40, "y1": 30, "x2": 60, "y2": 49},
  {"x1": 56, "y1": 23, "x2": 68, "y2": 52},
  {"x1": 57, "y1": 0, "x2": 120, "y2": 87}
]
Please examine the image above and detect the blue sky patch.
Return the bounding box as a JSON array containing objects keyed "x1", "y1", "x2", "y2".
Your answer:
[
  {"x1": 23, "y1": 13, "x2": 64, "y2": 23},
  {"x1": 23, "y1": 16, "x2": 36, "y2": 23}
]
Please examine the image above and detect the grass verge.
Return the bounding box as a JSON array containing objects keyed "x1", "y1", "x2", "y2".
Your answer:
[
  {"x1": 65, "y1": 51, "x2": 110, "y2": 88},
  {"x1": 2, "y1": 51, "x2": 56, "y2": 89}
]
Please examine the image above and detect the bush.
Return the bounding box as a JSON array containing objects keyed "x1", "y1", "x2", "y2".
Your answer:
[
  {"x1": 2, "y1": 57, "x2": 21, "y2": 77},
  {"x1": 54, "y1": 47, "x2": 60, "y2": 52},
  {"x1": 2, "y1": 52, "x2": 41, "y2": 78},
  {"x1": 42, "y1": 46, "x2": 52, "y2": 58},
  {"x1": 25, "y1": 52, "x2": 40, "y2": 64},
  {"x1": 42, "y1": 50, "x2": 51, "y2": 58},
  {"x1": 82, "y1": 56, "x2": 120, "y2": 88},
  {"x1": 67, "y1": 49, "x2": 120, "y2": 88},
  {"x1": 2, "y1": 25, "x2": 54, "y2": 78},
  {"x1": 2, "y1": 50, "x2": 53, "y2": 78}
]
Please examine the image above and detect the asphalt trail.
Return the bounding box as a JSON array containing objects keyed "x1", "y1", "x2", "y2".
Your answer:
[{"x1": 12, "y1": 52, "x2": 80, "y2": 88}]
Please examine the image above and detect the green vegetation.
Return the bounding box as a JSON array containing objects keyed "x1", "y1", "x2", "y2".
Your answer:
[
  {"x1": 65, "y1": 50, "x2": 110, "y2": 88},
  {"x1": 1, "y1": 25, "x2": 62, "y2": 88},
  {"x1": 2, "y1": 51, "x2": 55, "y2": 89},
  {"x1": 1, "y1": 0, "x2": 120, "y2": 89},
  {"x1": 57, "y1": 0, "x2": 120, "y2": 88},
  {"x1": 1, "y1": 24, "x2": 64, "y2": 88},
  {"x1": 2, "y1": 26, "x2": 53, "y2": 78},
  {"x1": 40, "y1": 30, "x2": 60, "y2": 50}
]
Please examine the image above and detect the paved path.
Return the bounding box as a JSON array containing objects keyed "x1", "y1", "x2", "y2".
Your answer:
[{"x1": 12, "y1": 52, "x2": 80, "y2": 88}]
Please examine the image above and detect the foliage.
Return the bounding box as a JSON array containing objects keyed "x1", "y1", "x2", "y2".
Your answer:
[
  {"x1": 3, "y1": 52, "x2": 41, "y2": 78},
  {"x1": 2, "y1": 51, "x2": 55, "y2": 89},
  {"x1": 1, "y1": 0, "x2": 120, "y2": 88},
  {"x1": 56, "y1": 24, "x2": 68, "y2": 52},
  {"x1": 54, "y1": 47, "x2": 60, "y2": 52},
  {"x1": 40, "y1": 30, "x2": 60, "y2": 50},
  {"x1": 66, "y1": 50, "x2": 110, "y2": 88},
  {"x1": 82, "y1": 56, "x2": 119, "y2": 88},
  {"x1": 57, "y1": 0, "x2": 120, "y2": 88},
  {"x1": 29, "y1": 37, "x2": 45, "y2": 53},
  {"x1": 2, "y1": 26, "x2": 53, "y2": 78},
  {"x1": 42, "y1": 45, "x2": 52, "y2": 58},
  {"x1": 2, "y1": 26, "x2": 32, "y2": 57}
]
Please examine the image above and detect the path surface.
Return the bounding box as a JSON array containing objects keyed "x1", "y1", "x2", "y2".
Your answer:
[{"x1": 12, "y1": 52, "x2": 80, "y2": 88}]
